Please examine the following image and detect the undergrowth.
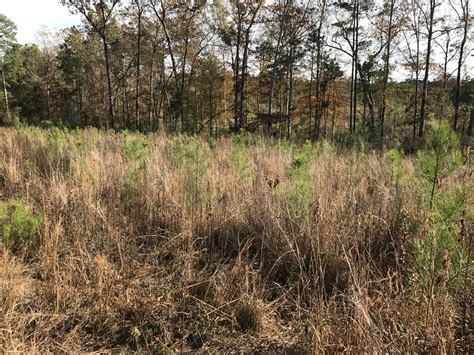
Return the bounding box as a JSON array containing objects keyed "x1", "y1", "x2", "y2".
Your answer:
[{"x1": 0, "y1": 126, "x2": 472, "y2": 352}]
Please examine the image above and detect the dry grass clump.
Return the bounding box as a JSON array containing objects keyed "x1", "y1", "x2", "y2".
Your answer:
[
  {"x1": 0, "y1": 126, "x2": 472, "y2": 352},
  {"x1": 235, "y1": 298, "x2": 264, "y2": 333},
  {"x1": 0, "y1": 253, "x2": 33, "y2": 351}
]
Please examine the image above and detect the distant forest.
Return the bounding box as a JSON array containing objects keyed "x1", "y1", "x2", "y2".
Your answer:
[{"x1": 0, "y1": 0, "x2": 472, "y2": 141}]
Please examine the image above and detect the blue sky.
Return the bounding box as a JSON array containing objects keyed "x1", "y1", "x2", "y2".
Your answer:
[{"x1": 2, "y1": 0, "x2": 81, "y2": 43}]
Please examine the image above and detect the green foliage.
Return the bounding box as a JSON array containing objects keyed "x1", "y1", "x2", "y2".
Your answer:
[
  {"x1": 228, "y1": 142, "x2": 255, "y2": 184},
  {"x1": 286, "y1": 142, "x2": 315, "y2": 214},
  {"x1": 123, "y1": 133, "x2": 148, "y2": 161},
  {"x1": 417, "y1": 124, "x2": 460, "y2": 179},
  {"x1": 0, "y1": 14, "x2": 18, "y2": 53},
  {"x1": 172, "y1": 135, "x2": 211, "y2": 167},
  {"x1": 0, "y1": 200, "x2": 42, "y2": 253},
  {"x1": 45, "y1": 127, "x2": 73, "y2": 171},
  {"x1": 47, "y1": 126, "x2": 69, "y2": 150},
  {"x1": 231, "y1": 129, "x2": 261, "y2": 147},
  {"x1": 16, "y1": 126, "x2": 74, "y2": 176},
  {"x1": 416, "y1": 122, "x2": 461, "y2": 207},
  {"x1": 71, "y1": 126, "x2": 99, "y2": 155},
  {"x1": 39, "y1": 119, "x2": 53, "y2": 129},
  {"x1": 411, "y1": 123, "x2": 470, "y2": 296},
  {"x1": 123, "y1": 133, "x2": 149, "y2": 191},
  {"x1": 315, "y1": 140, "x2": 337, "y2": 157},
  {"x1": 171, "y1": 136, "x2": 212, "y2": 210},
  {"x1": 208, "y1": 137, "x2": 219, "y2": 151},
  {"x1": 12, "y1": 115, "x2": 25, "y2": 128},
  {"x1": 385, "y1": 147, "x2": 404, "y2": 185}
]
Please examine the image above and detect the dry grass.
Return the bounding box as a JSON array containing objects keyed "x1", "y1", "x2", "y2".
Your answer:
[{"x1": 0, "y1": 126, "x2": 472, "y2": 352}]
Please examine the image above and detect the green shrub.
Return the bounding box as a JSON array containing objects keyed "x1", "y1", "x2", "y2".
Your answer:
[
  {"x1": 0, "y1": 200, "x2": 42, "y2": 253},
  {"x1": 123, "y1": 134, "x2": 149, "y2": 192},
  {"x1": 228, "y1": 143, "x2": 254, "y2": 184},
  {"x1": 286, "y1": 141, "x2": 315, "y2": 216},
  {"x1": 43, "y1": 127, "x2": 72, "y2": 173},
  {"x1": 416, "y1": 122, "x2": 461, "y2": 208},
  {"x1": 411, "y1": 123, "x2": 470, "y2": 296},
  {"x1": 12, "y1": 115, "x2": 26, "y2": 128},
  {"x1": 39, "y1": 120, "x2": 53, "y2": 129},
  {"x1": 385, "y1": 148, "x2": 403, "y2": 182},
  {"x1": 171, "y1": 136, "x2": 212, "y2": 210},
  {"x1": 123, "y1": 133, "x2": 149, "y2": 162}
]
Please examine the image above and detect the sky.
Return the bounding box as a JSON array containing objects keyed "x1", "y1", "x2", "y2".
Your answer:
[
  {"x1": 1, "y1": 0, "x2": 81, "y2": 44},
  {"x1": 1, "y1": 0, "x2": 472, "y2": 80}
]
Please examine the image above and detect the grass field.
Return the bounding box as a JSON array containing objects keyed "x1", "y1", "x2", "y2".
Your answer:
[{"x1": 0, "y1": 126, "x2": 472, "y2": 352}]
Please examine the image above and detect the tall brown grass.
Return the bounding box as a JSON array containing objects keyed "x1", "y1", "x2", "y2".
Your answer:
[{"x1": 0, "y1": 126, "x2": 472, "y2": 352}]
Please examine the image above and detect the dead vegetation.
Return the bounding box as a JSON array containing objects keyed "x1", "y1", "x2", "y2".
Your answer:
[{"x1": 0, "y1": 126, "x2": 472, "y2": 352}]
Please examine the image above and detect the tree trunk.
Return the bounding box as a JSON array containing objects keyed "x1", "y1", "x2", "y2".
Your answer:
[
  {"x1": 352, "y1": 0, "x2": 359, "y2": 133},
  {"x1": 267, "y1": 24, "x2": 285, "y2": 132},
  {"x1": 152, "y1": 1, "x2": 181, "y2": 131},
  {"x1": 209, "y1": 81, "x2": 213, "y2": 136},
  {"x1": 418, "y1": 0, "x2": 436, "y2": 138},
  {"x1": 332, "y1": 86, "x2": 337, "y2": 141},
  {"x1": 238, "y1": 2, "x2": 261, "y2": 130},
  {"x1": 314, "y1": 48, "x2": 322, "y2": 140},
  {"x1": 2, "y1": 63, "x2": 10, "y2": 124},
  {"x1": 180, "y1": 30, "x2": 189, "y2": 132},
  {"x1": 380, "y1": 0, "x2": 395, "y2": 138},
  {"x1": 287, "y1": 47, "x2": 294, "y2": 140},
  {"x1": 102, "y1": 35, "x2": 115, "y2": 129},
  {"x1": 239, "y1": 30, "x2": 249, "y2": 128},
  {"x1": 308, "y1": 52, "x2": 314, "y2": 140},
  {"x1": 324, "y1": 89, "x2": 330, "y2": 137},
  {"x1": 442, "y1": 34, "x2": 449, "y2": 89},
  {"x1": 467, "y1": 107, "x2": 473, "y2": 136},
  {"x1": 413, "y1": 33, "x2": 420, "y2": 139},
  {"x1": 135, "y1": 1, "x2": 142, "y2": 130},
  {"x1": 314, "y1": 0, "x2": 327, "y2": 140},
  {"x1": 234, "y1": 2, "x2": 242, "y2": 129},
  {"x1": 348, "y1": 0, "x2": 360, "y2": 134},
  {"x1": 453, "y1": 0, "x2": 469, "y2": 131},
  {"x1": 349, "y1": 0, "x2": 356, "y2": 133},
  {"x1": 148, "y1": 47, "x2": 156, "y2": 131}
]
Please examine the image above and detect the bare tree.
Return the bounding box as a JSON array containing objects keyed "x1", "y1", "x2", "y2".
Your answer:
[
  {"x1": 380, "y1": 0, "x2": 396, "y2": 137},
  {"x1": 239, "y1": 1, "x2": 263, "y2": 129},
  {"x1": 134, "y1": 0, "x2": 145, "y2": 130},
  {"x1": 418, "y1": 0, "x2": 440, "y2": 138},
  {"x1": 149, "y1": 0, "x2": 208, "y2": 132},
  {"x1": 433, "y1": 19, "x2": 459, "y2": 89},
  {"x1": 313, "y1": 0, "x2": 328, "y2": 140},
  {"x1": 266, "y1": 0, "x2": 312, "y2": 133},
  {"x1": 331, "y1": 0, "x2": 364, "y2": 133},
  {"x1": 449, "y1": 0, "x2": 470, "y2": 130},
  {"x1": 398, "y1": 0, "x2": 424, "y2": 138},
  {"x1": 62, "y1": 0, "x2": 120, "y2": 129}
]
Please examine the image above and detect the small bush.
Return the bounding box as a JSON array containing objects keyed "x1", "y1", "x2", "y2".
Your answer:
[
  {"x1": 123, "y1": 134, "x2": 149, "y2": 191},
  {"x1": 171, "y1": 136, "x2": 212, "y2": 210},
  {"x1": 412, "y1": 123, "x2": 469, "y2": 296},
  {"x1": 417, "y1": 123, "x2": 461, "y2": 205},
  {"x1": 0, "y1": 200, "x2": 42, "y2": 253},
  {"x1": 235, "y1": 299, "x2": 262, "y2": 333},
  {"x1": 39, "y1": 120, "x2": 53, "y2": 129},
  {"x1": 228, "y1": 143, "x2": 255, "y2": 183},
  {"x1": 286, "y1": 141, "x2": 315, "y2": 213}
]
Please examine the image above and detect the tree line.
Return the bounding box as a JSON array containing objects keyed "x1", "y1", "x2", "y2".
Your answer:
[{"x1": 0, "y1": 0, "x2": 472, "y2": 141}]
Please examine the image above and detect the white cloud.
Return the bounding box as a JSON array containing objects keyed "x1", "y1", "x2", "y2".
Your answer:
[{"x1": 1, "y1": 0, "x2": 81, "y2": 44}]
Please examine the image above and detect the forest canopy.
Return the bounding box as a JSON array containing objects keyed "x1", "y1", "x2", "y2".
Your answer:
[{"x1": 0, "y1": 0, "x2": 472, "y2": 141}]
